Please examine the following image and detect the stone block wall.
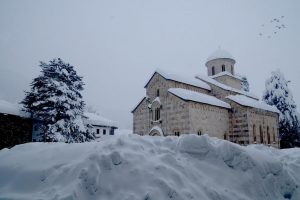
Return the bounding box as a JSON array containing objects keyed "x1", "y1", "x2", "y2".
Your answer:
[
  {"x1": 227, "y1": 102, "x2": 250, "y2": 145},
  {"x1": 247, "y1": 108, "x2": 279, "y2": 148},
  {"x1": 164, "y1": 93, "x2": 190, "y2": 135},
  {"x1": 133, "y1": 98, "x2": 150, "y2": 136},
  {"x1": 214, "y1": 75, "x2": 241, "y2": 90},
  {"x1": 189, "y1": 102, "x2": 229, "y2": 139}
]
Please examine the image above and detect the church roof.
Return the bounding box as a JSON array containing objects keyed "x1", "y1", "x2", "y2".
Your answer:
[
  {"x1": 206, "y1": 48, "x2": 235, "y2": 63},
  {"x1": 168, "y1": 88, "x2": 231, "y2": 109},
  {"x1": 196, "y1": 74, "x2": 259, "y2": 100},
  {"x1": 226, "y1": 95, "x2": 280, "y2": 113},
  {"x1": 210, "y1": 71, "x2": 243, "y2": 81},
  {"x1": 144, "y1": 69, "x2": 211, "y2": 91}
]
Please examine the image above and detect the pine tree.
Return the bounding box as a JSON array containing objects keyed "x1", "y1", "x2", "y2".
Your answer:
[
  {"x1": 262, "y1": 70, "x2": 299, "y2": 148},
  {"x1": 22, "y1": 58, "x2": 95, "y2": 142},
  {"x1": 241, "y1": 76, "x2": 250, "y2": 92}
]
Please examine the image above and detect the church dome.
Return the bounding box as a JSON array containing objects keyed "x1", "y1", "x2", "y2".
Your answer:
[{"x1": 206, "y1": 48, "x2": 235, "y2": 63}]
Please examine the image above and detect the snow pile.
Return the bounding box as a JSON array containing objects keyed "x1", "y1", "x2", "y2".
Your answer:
[
  {"x1": 0, "y1": 99, "x2": 28, "y2": 117},
  {"x1": 196, "y1": 74, "x2": 259, "y2": 100},
  {"x1": 1, "y1": 134, "x2": 299, "y2": 200},
  {"x1": 145, "y1": 69, "x2": 211, "y2": 91},
  {"x1": 169, "y1": 88, "x2": 231, "y2": 109},
  {"x1": 84, "y1": 112, "x2": 117, "y2": 127},
  {"x1": 226, "y1": 94, "x2": 280, "y2": 113}
]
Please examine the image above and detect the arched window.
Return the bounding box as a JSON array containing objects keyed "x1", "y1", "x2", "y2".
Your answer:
[
  {"x1": 253, "y1": 125, "x2": 257, "y2": 143},
  {"x1": 174, "y1": 131, "x2": 180, "y2": 136},
  {"x1": 222, "y1": 64, "x2": 225, "y2": 72},
  {"x1": 260, "y1": 125, "x2": 264, "y2": 144},
  {"x1": 197, "y1": 130, "x2": 202, "y2": 136},
  {"x1": 212, "y1": 66, "x2": 215, "y2": 75},
  {"x1": 267, "y1": 126, "x2": 270, "y2": 144},
  {"x1": 156, "y1": 89, "x2": 160, "y2": 97},
  {"x1": 224, "y1": 133, "x2": 227, "y2": 140},
  {"x1": 154, "y1": 108, "x2": 160, "y2": 121},
  {"x1": 231, "y1": 65, "x2": 233, "y2": 74}
]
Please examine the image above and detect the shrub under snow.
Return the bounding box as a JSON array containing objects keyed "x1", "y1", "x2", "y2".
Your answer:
[{"x1": 0, "y1": 134, "x2": 299, "y2": 200}]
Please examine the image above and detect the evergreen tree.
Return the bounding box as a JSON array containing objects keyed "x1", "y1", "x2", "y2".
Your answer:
[
  {"x1": 22, "y1": 58, "x2": 95, "y2": 142},
  {"x1": 241, "y1": 76, "x2": 250, "y2": 92},
  {"x1": 262, "y1": 70, "x2": 299, "y2": 148}
]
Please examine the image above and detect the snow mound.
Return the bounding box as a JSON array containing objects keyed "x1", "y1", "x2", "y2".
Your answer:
[{"x1": 0, "y1": 134, "x2": 300, "y2": 200}]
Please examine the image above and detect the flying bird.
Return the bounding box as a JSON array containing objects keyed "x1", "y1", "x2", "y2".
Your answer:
[{"x1": 258, "y1": 16, "x2": 287, "y2": 39}]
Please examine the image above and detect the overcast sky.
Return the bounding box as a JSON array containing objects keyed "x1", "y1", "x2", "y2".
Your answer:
[{"x1": 0, "y1": 0, "x2": 300, "y2": 129}]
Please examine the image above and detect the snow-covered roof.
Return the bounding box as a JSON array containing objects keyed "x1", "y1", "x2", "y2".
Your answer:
[
  {"x1": 196, "y1": 74, "x2": 259, "y2": 100},
  {"x1": 0, "y1": 99, "x2": 29, "y2": 117},
  {"x1": 144, "y1": 69, "x2": 211, "y2": 91},
  {"x1": 168, "y1": 88, "x2": 231, "y2": 109},
  {"x1": 206, "y1": 48, "x2": 235, "y2": 63},
  {"x1": 210, "y1": 71, "x2": 243, "y2": 81},
  {"x1": 226, "y1": 95, "x2": 280, "y2": 113},
  {"x1": 84, "y1": 112, "x2": 117, "y2": 127}
]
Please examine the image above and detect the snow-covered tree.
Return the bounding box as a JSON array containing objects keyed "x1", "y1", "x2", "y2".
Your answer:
[
  {"x1": 22, "y1": 58, "x2": 95, "y2": 142},
  {"x1": 241, "y1": 76, "x2": 250, "y2": 92},
  {"x1": 262, "y1": 70, "x2": 299, "y2": 148}
]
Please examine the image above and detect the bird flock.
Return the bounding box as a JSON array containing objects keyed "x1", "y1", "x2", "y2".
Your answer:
[{"x1": 259, "y1": 16, "x2": 286, "y2": 39}]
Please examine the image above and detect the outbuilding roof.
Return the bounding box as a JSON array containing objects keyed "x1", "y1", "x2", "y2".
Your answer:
[
  {"x1": 168, "y1": 88, "x2": 231, "y2": 109},
  {"x1": 84, "y1": 112, "x2": 117, "y2": 127},
  {"x1": 226, "y1": 95, "x2": 280, "y2": 113},
  {"x1": 144, "y1": 69, "x2": 211, "y2": 91}
]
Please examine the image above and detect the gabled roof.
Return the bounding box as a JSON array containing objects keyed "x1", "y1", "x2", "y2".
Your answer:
[
  {"x1": 210, "y1": 71, "x2": 243, "y2": 81},
  {"x1": 196, "y1": 74, "x2": 259, "y2": 100},
  {"x1": 168, "y1": 88, "x2": 231, "y2": 109},
  {"x1": 144, "y1": 69, "x2": 211, "y2": 91},
  {"x1": 226, "y1": 95, "x2": 280, "y2": 113},
  {"x1": 131, "y1": 97, "x2": 146, "y2": 113}
]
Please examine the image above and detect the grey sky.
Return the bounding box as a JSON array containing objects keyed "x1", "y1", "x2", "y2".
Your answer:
[{"x1": 0, "y1": 0, "x2": 300, "y2": 129}]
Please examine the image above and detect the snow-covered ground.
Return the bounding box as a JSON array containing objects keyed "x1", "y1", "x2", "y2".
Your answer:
[{"x1": 0, "y1": 134, "x2": 299, "y2": 200}]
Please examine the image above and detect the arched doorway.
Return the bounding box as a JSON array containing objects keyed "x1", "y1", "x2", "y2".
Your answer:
[{"x1": 149, "y1": 126, "x2": 164, "y2": 136}]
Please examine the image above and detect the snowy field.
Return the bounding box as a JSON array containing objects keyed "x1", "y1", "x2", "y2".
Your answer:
[{"x1": 0, "y1": 134, "x2": 300, "y2": 200}]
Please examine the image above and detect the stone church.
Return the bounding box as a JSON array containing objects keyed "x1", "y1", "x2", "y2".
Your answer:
[{"x1": 132, "y1": 49, "x2": 280, "y2": 148}]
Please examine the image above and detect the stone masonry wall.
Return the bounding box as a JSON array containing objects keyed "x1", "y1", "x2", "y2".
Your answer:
[
  {"x1": 189, "y1": 102, "x2": 229, "y2": 139},
  {"x1": 164, "y1": 93, "x2": 190, "y2": 135},
  {"x1": 247, "y1": 108, "x2": 279, "y2": 148},
  {"x1": 228, "y1": 102, "x2": 250, "y2": 145},
  {"x1": 214, "y1": 75, "x2": 241, "y2": 90},
  {"x1": 133, "y1": 98, "x2": 149, "y2": 136}
]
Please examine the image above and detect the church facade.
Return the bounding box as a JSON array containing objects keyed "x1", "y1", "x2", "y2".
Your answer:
[{"x1": 132, "y1": 49, "x2": 280, "y2": 148}]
